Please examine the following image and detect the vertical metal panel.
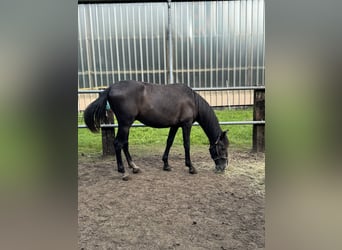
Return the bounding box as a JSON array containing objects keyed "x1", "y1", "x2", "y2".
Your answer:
[
  {"x1": 262, "y1": 0, "x2": 266, "y2": 86},
  {"x1": 198, "y1": 3, "x2": 202, "y2": 87},
  {"x1": 107, "y1": 6, "x2": 115, "y2": 83},
  {"x1": 171, "y1": 2, "x2": 176, "y2": 83},
  {"x1": 150, "y1": 4, "x2": 155, "y2": 83},
  {"x1": 78, "y1": 8, "x2": 86, "y2": 88},
  {"x1": 125, "y1": 7, "x2": 132, "y2": 80},
  {"x1": 113, "y1": 6, "x2": 120, "y2": 81},
  {"x1": 119, "y1": 5, "x2": 126, "y2": 80},
  {"x1": 186, "y1": 3, "x2": 190, "y2": 85},
  {"x1": 101, "y1": 6, "x2": 109, "y2": 85},
  {"x1": 162, "y1": 8, "x2": 167, "y2": 83},
  {"x1": 256, "y1": 0, "x2": 260, "y2": 85},
  {"x1": 250, "y1": 0, "x2": 254, "y2": 89},
  {"x1": 138, "y1": 7, "x2": 143, "y2": 81},
  {"x1": 132, "y1": 7, "x2": 138, "y2": 80},
  {"x1": 95, "y1": 6, "x2": 103, "y2": 86},
  {"x1": 144, "y1": 5, "x2": 149, "y2": 82},
  {"x1": 233, "y1": 1, "x2": 237, "y2": 91},
  {"x1": 244, "y1": 0, "x2": 249, "y2": 88},
  {"x1": 88, "y1": 7, "x2": 97, "y2": 87},
  {"x1": 84, "y1": 7, "x2": 91, "y2": 88},
  {"x1": 156, "y1": 9, "x2": 161, "y2": 83},
  {"x1": 238, "y1": 0, "x2": 242, "y2": 104}
]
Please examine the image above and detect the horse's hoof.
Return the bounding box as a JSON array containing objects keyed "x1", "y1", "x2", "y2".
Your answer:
[
  {"x1": 132, "y1": 167, "x2": 141, "y2": 174},
  {"x1": 189, "y1": 168, "x2": 198, "y2": 174},
  {"x1": 163, "y1": 165, "x2": 172, "y2": 171},
  {"x1": 122, "y1": 173, "x2": 130, "y2": 181}
]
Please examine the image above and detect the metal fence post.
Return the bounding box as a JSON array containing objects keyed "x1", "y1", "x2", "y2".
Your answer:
[{"x1": 252, "y1": 89, "x2": 265, "y2": 152}]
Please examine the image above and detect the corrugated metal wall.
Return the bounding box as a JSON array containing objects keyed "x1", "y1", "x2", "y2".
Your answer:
[
  {"x1": 78, "y1": 1, "x2": 265, "y2": 108},
  {"x1": 78, "y1": 2, "x2": 168, "y2": 88},
  {"x1": 171, "y1": 1, "x2": 265, "y2": 88}
]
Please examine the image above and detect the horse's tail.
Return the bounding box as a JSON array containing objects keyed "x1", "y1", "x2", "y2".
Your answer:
[{"x1": 84, "y1": 87, "x2": 111, "y2": 133}]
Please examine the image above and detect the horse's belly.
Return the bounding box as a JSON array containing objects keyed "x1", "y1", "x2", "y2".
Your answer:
[
  {"x1": 136, "y1": 113, "x2": 179, "y2": 128},
  {"x1": 137, "y1": 92, "x2": 195, "y2": 128}
]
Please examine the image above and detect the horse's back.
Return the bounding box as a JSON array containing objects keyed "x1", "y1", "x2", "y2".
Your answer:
[
  {"x1": 141, "y1": 82, "x2": 195, "y2": 110},
  {"x1": 107, "y1": 81, "x2": 197, "y2": 127},
  {"x1": 108, "y1": 80, "x2": 145, "y2": 97},
  {"x1": 109, "y1": 80, "x2": 193, "y2": 103},
  {"x1": 138, "y1": 82, "x2": 197, "y2": 127}
]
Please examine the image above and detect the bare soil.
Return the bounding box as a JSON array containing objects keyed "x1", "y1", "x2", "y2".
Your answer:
[{"x1": 78, "y1": 146, "x2": 265, "y2": 250}]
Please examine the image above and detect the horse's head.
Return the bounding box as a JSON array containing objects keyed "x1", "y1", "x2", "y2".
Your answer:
[{"x1": 209, "y1": 130, "x2": 229, "y2": 172}]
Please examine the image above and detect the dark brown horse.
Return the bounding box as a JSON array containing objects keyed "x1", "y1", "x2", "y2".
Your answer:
[{"x1": 84, "y1": 80, "x2": 229, "y2": 180}]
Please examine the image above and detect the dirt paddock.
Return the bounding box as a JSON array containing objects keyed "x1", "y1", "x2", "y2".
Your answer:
[{"x1": 78, "y1": 147, "x2": 265, "y2": 250}]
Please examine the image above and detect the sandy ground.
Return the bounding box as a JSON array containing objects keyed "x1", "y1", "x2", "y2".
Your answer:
[{"x1": 78, "y1": 146, "x2": 265, "y2": 250}]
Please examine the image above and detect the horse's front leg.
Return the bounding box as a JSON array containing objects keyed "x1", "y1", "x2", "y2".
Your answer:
[
  {"x1": 162, "y1": 126, "x2": 179, "y2": 171},
  {"x1": 182, "y1": 125, "x2": 197, "y2": 174}
]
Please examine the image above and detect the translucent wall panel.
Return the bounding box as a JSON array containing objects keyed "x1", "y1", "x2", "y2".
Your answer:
[
  {"x1": 171, "y1": 0, "x2": 265, "y2": 88},
  {"x1": 78, "y1": 1, "x2": 264, "y2": 89},
  {"x1": 78, "y1": 3, "x2": 168, "y2": 89}
]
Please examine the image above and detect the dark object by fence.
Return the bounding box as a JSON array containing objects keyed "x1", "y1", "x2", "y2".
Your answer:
[
  {"x1": 252, "y1": 89, "x2": 265, "y2": 152},
  {"x1": 102, "y1": 109, "x2": 115, "y2": 156}
]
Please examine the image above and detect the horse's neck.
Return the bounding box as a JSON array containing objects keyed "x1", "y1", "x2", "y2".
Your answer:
[{"x1": 195, "y1": 95, "x2": 222, "y2": 145}]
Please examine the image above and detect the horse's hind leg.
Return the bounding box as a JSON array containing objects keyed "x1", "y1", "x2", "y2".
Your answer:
[
  {"x1": 123, "y1": 142, "x2": 140, "y2": 174},
  {"x1": 114, "y1": 125, "x2": 132, "y2": 180},
  {"x1": 162, "y1": 126, "x2": 179, "y2": 171},
  {"x1": 114, "y1": 139, "x2": 128, "y2": 180}
]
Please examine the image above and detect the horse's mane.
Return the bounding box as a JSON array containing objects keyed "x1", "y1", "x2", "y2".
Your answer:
[{"x1": 192, "y1": 90, "x2": 222, "y2": 144}]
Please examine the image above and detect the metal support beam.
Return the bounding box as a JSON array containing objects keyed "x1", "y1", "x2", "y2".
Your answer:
[
  {"x1": 78, "y1": 86, "x2": 265, "y2": 94},
  {"x1": 78, "y1": 120, "x2": 265, "y2": 129},
  {"x1": 167, "y1": 0, "x2": 173, "y2": 83}
]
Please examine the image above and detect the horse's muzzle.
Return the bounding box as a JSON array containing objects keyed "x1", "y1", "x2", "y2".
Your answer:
[
  {"x1": 215, "y1": 164, "x2": 226, "y2": 172},
  {"x1": 214, "y1": 158, "x2": 228, "y2": 172}
]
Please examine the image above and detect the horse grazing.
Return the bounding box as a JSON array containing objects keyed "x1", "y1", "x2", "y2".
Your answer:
[{"x1": 84, "y1": 80, "x2": 229, "y2": 180}]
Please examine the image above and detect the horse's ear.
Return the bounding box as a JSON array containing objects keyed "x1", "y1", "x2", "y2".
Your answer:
[
  {"x1": 216, "y1": 130, "x2": 229, "y2": 144},
  {"x1": 221, "y1": 130, "x2": 228, "y2": 138}
]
